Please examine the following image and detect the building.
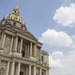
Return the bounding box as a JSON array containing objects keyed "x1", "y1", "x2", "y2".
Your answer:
[{"x1": 0, "y1": 6, "x2": 49, "y2": 75}]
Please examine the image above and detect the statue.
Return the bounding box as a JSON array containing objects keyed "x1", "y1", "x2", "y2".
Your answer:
[{"x1": 0, "y1": 67, "x2": 4, "y2": 75}]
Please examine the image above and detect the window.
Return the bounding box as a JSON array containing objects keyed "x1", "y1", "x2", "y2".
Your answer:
[
  {"x1": 22, "y1": 50, "x2": 25, "y2": 57},
  {"x1": 42, "y1": 71, "x2": 44, "y2": 75},
  {"x1": 21, "y1": 26, "x2": 23, "y2": 30},
  {"x1": 41, "y1": 56, "x2": 44, "y2": 62},
  {"x1": 13, "y1": 22, "x2": 16, "y2": 26},
  {"x1": 20, "y1": 71, "x2": 24, "y2": 75}
]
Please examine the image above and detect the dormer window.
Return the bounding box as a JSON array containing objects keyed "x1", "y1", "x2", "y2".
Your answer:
[{"x1": 13, "y1": 22, "x2": 16, "y2": 26}]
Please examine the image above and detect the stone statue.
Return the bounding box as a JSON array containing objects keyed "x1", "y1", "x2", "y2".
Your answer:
[{"x1": 0, "y1": 67, "x2": 4, "y2": 75}]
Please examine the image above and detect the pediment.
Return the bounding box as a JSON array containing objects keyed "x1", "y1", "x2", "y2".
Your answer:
[{"x1": 24, "y1": 31, "x2": 38, "y2": 41}]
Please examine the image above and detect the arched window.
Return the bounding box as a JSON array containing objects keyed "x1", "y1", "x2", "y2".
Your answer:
[{"x1": 13, "y1": 22, "x2": 16, "y2": 26}]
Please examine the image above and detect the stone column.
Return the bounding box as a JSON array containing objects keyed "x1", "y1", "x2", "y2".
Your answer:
[
  {"x1": 17, "y1": 63, "x2": 20, "y2": 75},
  {"x1": 20, "y1": 38, "x2": 23, "y2": 53},
  {"x1": 0, "y1": 58, "x2": 1, "y2": 69},
  {"x1": 30, "y1": 42, "x2": 32, "y2": 56},
  {"x1": 33, "y1": 66, "x2": 36, "y2": 75},
  {"x1": 28, "y1": 44, "x2": 29, "y2": 57},
  {"x1": 46, "y1": 70, "x2": 48, "y2": 75},
  {"x1": 2, "y1": 34, "x2": 6, "y2": 48},
  {"x1": 6, "y1": 62, "x2": 10, "y2": 75},
  {"x1": 14, "y1": 36, "x2": 18, "y2": 52},
  {"x1": 34, "y1": 44, "x2": 36, "y2": 57},
  {"x1": 26, "y1": 66, "x2": 29, "y2": 75},
  {"x1": 40, "y1": 68, "x2": 42, "y2": 75},
  {"x1": 11, "y1": 62, "x2": 15, "y2": 75},
  {"x1": 10, "y1": 36, "x2": 13, "y2": 52},
  {"x1": 29, "y1": 65, "x2": 31, "y2": 75},
  {"x1": 40, "y1": 48, "x2": 41, "y2": 62}
]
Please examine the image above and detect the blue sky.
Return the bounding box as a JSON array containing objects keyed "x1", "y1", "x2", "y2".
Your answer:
[{"x1": 0, "y1": 0, "x2": 75, "y2": 75}]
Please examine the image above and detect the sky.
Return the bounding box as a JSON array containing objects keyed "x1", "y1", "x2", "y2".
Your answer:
[{"x1": 0, "y1": 0, "x2": 75, "y2": 75}]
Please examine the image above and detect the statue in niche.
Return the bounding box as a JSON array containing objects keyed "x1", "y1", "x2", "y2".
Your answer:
[{"x1": 0, "y1": 67, "x2": 4, "y2": 75}]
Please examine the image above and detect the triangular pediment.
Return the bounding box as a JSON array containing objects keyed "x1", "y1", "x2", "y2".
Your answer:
[{"x1": 24, "y1": 31, "x2": 38, "y2": 41}]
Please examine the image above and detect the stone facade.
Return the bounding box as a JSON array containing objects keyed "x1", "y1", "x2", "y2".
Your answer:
[{"x1": 0, "y1": 6, "x2": 49, "y2": 75}]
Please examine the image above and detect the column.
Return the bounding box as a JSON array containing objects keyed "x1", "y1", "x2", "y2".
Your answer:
[
  {"x1": 0, "y1": 58, "x2": 1, "y2": 68},
  {"x1": 29, "y1": 65, "x2": 31, "y2": 75},
  {"x1": 34, "y1": 44, "x2": 36, "y2": 57},
  {"x1": 17, "y1": 63, "x2": 20, "y2": 75},
  {"x1": 10, "y1": 36, "x2": 13, "y2": 52},
  {"x1": 30, "y1": 42, "x2": 32, "y2": 56},
  {"x1": 33, "y1": 66, "x2": 36, "y2": 75},
  {"x1": 11, "y1": 62, "x2": 15, "y2": 75},
  {"x1": 46, "y1": 70, "x2": 48, "y2": 75},
  {"x1": 26, "y1": 66, "x2": 29, "y2": 75},
  {"x1": 28, "y1": 44, "x2": 29, "y2": 57},
  {"x1": 20, "y1": 38, "x2": 23, "y2": 53},
  {"x1": 14, "y1": 36, "x2": 18, "y2": 52},
  {"x1": 6, "y1": 62, "x2": 10, "y2": 75},
  {"x1": 40, "y1": 68, "x2": 42, "y2": 75},
  {"x1": 2, "y1": 34, "x2": 6, "y2": 48},
  {"x1": 0, "y1": 33, "x2": 3, "y2": 48},
  {"x1": 40, "y1": 48, "x2": 41, "y2": 62}
]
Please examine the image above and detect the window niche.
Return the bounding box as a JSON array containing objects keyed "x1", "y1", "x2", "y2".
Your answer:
[{"x1": 13, "y1": 21, "x2": 16, "y2": 26}]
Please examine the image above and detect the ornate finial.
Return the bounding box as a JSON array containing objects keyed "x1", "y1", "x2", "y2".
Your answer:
[{"x1": 12, "y1": 0, "x2": 20, "y2": 16}]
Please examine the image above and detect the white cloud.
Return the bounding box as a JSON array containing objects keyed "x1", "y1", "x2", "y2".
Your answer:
[
  {"x1": 51, "y1": 51, "x2": 64, "y2": 59},
  {"x1": 50, "y1": 50, "x2": 75, "y2": 75},
  {"x1": 39, "y1": 29, "x2": 73, "y2": 47},
  {"x1": 53, "y1": 3, "x2": 75, "y2": 26},
  {"x1": 49, "y1": 51, "x2": 64, "y2": 68}
]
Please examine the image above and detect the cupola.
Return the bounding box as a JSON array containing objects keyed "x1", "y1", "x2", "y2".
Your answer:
[{"x1": 0, "y1": 6, "x2": 27, "y2": 31}]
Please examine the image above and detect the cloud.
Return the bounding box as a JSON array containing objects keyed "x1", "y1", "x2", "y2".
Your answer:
[
  {"x1": 51, "y1": 51, "x2": 64, "y2": 59},
  {"x1": 49, "y1": 51, "x2": 64, "y2": 68},
  {"x1": 50, "y1": 50, "x2": 75, "y2": 75},
  {"x1": 39, "y1": 29, "x2": 73, "y2": 47},
  {"x1": 53, "y1": 3, "x2": 75, "y2": 26}
]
